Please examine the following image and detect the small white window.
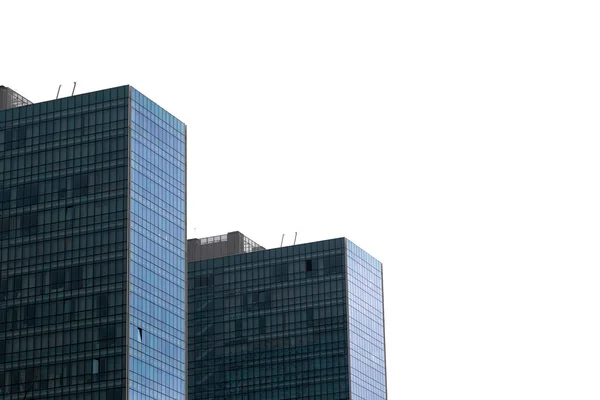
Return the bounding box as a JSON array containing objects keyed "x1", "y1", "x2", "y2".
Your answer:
[{"x1": 92, "y1": 359, "x2": 99, "y2": 374}]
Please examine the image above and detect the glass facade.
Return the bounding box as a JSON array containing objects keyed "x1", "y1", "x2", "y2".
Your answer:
[
  {"x1": 188, "y1": 238, "x2": 387, "y2": 400},
  {"x1": 347, "y1": 240, "x2": 387, "y2": 399},
  {"x1": 0, "y1": 85, "x2": 186, "y2": 400},
  {"x1": 128, "y1": 88, "x2": 186, "y2": 400},
  {"x1": 0, "y1": 86, "x2": 130, "y2": 399}
]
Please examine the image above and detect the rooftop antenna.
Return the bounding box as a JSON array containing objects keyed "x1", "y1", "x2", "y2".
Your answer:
[
  {"x1": 71, "y1": 81, "x2": 77, "y2": 96},
  {"x1": 56, "y1": 84, "x2": 62, "y2": 99},
  {"x1": 280, "y1": 234, "x2": 285, "y2": 248},
  {"x1": 293, "y1": 232, "x2": 298, "y2": 245}
]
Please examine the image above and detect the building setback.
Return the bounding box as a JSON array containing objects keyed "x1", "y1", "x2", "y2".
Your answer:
[
  {"x1": 188, "y1": 237, "x2": 387, "y2": 399},
  {"x1": 0, "y1": 86, "x2": 186, "y2": 399}
]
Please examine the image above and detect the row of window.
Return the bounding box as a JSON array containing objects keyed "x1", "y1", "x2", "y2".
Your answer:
[
  {"x1": 1, "y1": 106, "x2": 127, "y2": 141},
  {"x1": 2, "y1": 312, "x2": 126, "y2": 336},
  {"x1": 1, "y1": 284, "x2": 126, "y2": 308},
  {"x1": 0, "y1": 120, "x2": 127, "y2": 150},
  {"x1": 1, "y1": 231, "x2": 126, "y2": 261},
  {"x1": 1, "y1": 220, "x2": 127, "y2": 250},
  {"x1": 1, "y1": 213, "x2": 126, "y2": 240},
  {"x1": 1, "y1": 307, "x2": 126, "y2": 335},
  {"x1": 196, "y1": 364, "x2": 348, "y2": 384},
  {"x1": 189, "y1": 378, "x2": 349, "y2": 399},
  {"x1": 1, "y1": 160, "x2": 128, "y2": 188},
  {"x1": 191, "y1": 325, "x2": 347, "y2": 349},
  {"x1": 2, "y1": 382, "x2": 125, "y2": 399},
  {"x1": 2, "y1": 195, "x2": 126, "y2": 224},
  {"x1": 0, "y1": 117, "x2": 127, "y2": 145},
  {"x1": 1, "y1": 365, "x2": 125, "y2": 397},
  {"x1": 1, "y1": 219, "x2": 126, "y2": 243},
  {"x1": 1, "y1": 139, "x2": 128, "y2": 173},
  {"x1": 0, "y1": 259, "x2": 126, "y2": 295},
  {"x1": 2, "y1": 171, "x2": 126, "y2": 202},
  {"x1": 0, "y1": 114, "x2": 127, "y2": 143},
  {"x1": 190, "y1": 257, "x2": 345, "y2": 289},
  {"x1": 1, "y1": 136, "x2": 128, "y2": 169},
  {"x1": 0, "y1": 127, "x2": 126, "y2": 159},
  {"x1": 1, "y1": 238, "x2": 124, "y2": 261},
  {"x1": 194, "y1": 323, "x2": 346, "y2": 345},
  {"x1": 1, "y1": 177, "x2": 117, "y2": 205},
  {"x1": 190, "y1": 290, "x2": 345, "y2": 315},
  {"x1": 1, "y1": 334, "x2": 125, "y2": 361},
  {"x1": 191, "y1": 355, "x2": 348, "y2": 375},
  {"x1": 195, "y1": 371, "x2": 349, "y2": 392},
  {"x1": 1, "y1": 289, "x2": 125, "y2": 320},
  {"x1": 2, "y1": 254, "x2": 127, "y2": 280},
  {"x1": 188, "y1": 278, "x2": 345, "y2": 308},
  {"x1": 190, "y1": 245, "x2": 345, "y2": 271},
  {"x1": 1, "y1": 126, "x2": 129, "y2": 156},
  {"x1": 2, "y1": 172, "x2": 127, "y2": 197},
  {"x1": 2, "y1": 387, "x2": 125, "y2": 400},
  {"x1": 193, "y1": 311, "x2": 346, "y2": 339}
]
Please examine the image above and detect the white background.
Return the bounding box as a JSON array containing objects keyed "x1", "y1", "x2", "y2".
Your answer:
[{"x1": 2, "y1": 1, "x2": 600, "y2": 398}]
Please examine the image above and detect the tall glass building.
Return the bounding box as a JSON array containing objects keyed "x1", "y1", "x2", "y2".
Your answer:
[
  {"x1": 0, "y1": 86, "x2": 186, "y2": 400},
  {"x1": 188, "y1": 237, "x2": 386, "y2": 399}
]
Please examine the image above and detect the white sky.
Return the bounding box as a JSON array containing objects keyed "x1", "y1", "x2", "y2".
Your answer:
[{"x1": 2, "y1": 1, "x2": 600, "y2": 398}]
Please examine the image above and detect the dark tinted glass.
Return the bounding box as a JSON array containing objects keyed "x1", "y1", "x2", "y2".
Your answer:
[{"x1": 0, "y1": 87, "x2": 130, "y2": 399}]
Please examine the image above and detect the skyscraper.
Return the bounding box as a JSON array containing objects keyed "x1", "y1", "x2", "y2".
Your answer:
[
  {"x1": 0, "y1": 86, "x2": 186, "y2": 400},
  {"x1": 187, "y1": 237, "x2": 387, "y2": 399}
]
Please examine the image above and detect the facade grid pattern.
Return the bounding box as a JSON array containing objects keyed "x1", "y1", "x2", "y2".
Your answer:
[
  {"x1": 128, "y1": 88, "x2": 186, "y2": 400},
  {"x1": 188, "y1": 238, "x2": 360, "y2": 400},
  {"x1": 347, "y1": 239, "x2": 387, "y2": 399},
  {"x1": 0, "y1": 85, "x2": 187, "y2": 400},
  {"x1": 0, "y1": 86, "x2": 130, "y2": 399}
]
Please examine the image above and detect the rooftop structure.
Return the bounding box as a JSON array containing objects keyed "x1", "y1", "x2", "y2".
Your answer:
[
  {"x1": 0, "y1": 86, "x2": 32, "y2": 111},
  {"x1": 187, "y1": 231, "x2": 265, "y2": 262}
]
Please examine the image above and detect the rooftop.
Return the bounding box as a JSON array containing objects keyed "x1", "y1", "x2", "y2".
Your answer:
[
  {"x1": 0, "y1": 85, "x2": 32, "y2": 110},
  {"x1": 187, "y1": 231, "x2": 265, "y2": 262}
]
